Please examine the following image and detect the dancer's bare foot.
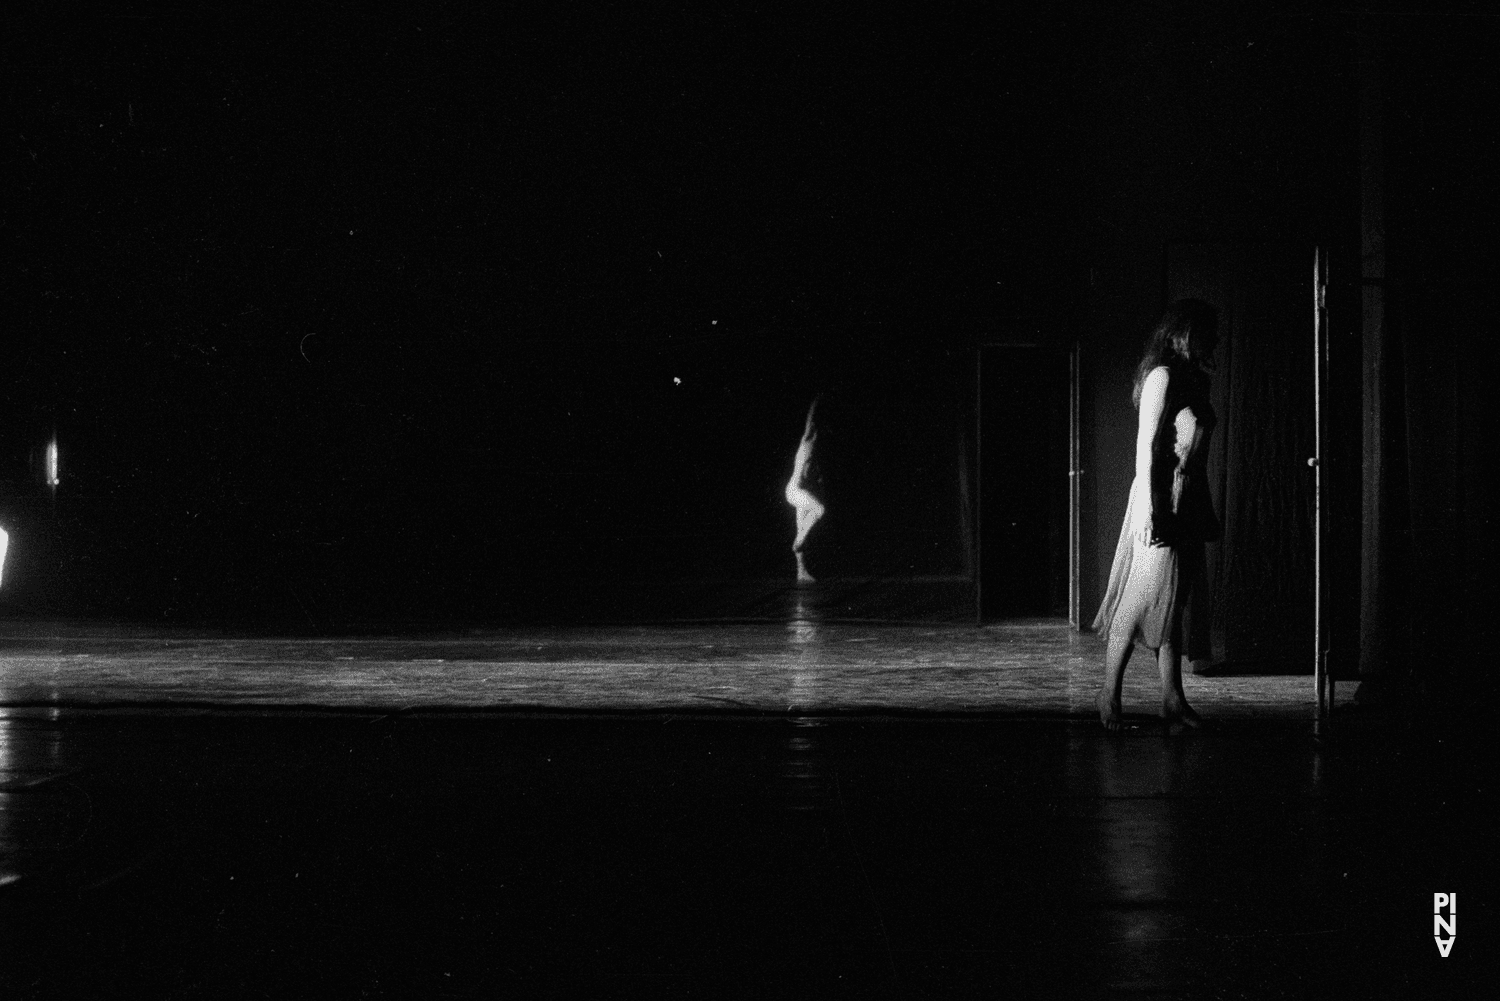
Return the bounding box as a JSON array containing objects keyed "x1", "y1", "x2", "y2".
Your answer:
[
  {"x1": 1098, "y1": 691, "x2": 1123, "y2": 732},
  {"x1": 1162, "y1": 695, "x2": 1202, "y2": 733},
  {"x1": 795, "y1": 552, "x2": 815, "y2": 583}
]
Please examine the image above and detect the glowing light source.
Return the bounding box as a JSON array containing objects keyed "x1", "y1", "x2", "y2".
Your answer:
[{"x1": 46, "y1": 438, "x2": 59, "y2": 488}]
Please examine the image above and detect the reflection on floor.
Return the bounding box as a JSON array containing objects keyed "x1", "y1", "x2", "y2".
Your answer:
[
  {"x1": 0, "y1": 616, "x2": 1339, "y2": 718},
  {"x1": 0, "y1": 707, "x2": 1484, "y2": 997}
]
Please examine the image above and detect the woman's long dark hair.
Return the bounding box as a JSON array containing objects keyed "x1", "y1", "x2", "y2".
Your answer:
[{"x1": 1132, "y1": 298, "x2": 1219, "y2": 409}]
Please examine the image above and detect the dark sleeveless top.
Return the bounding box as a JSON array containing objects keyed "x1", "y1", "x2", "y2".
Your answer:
[{"x1": 1150, "y1": 363, "x2": 1219, "y2": 545}]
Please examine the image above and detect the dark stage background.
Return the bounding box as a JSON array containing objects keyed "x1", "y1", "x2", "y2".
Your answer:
[
  {"x1": 6, "y1": 7, "x2": 1017, "y2": 623},
  {"x1": 3, "y1": 9, "x2": 1496, "y2": 697}
]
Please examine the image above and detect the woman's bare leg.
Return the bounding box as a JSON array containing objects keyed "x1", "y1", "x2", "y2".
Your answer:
[
  {"x1": 787, "y1": 489, "x2": 824, "y2": 582},
  {"x1": 1158, "y1": 558, "x2": 1203, "y2": 729},
  {"x1": 1098, "y1": 621, "x2": 1134, "y2": 731},
  {"x1": 1158, "y1": 634, "x2": 1201, "y2": 730},
  {"x1": 792, "y1": 508, "x2": 813, "y2": 551},
  {"x1": 789, "y1": 490, "x2": 824, "y2": 552}
]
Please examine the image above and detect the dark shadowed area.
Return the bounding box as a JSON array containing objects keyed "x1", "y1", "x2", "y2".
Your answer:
[
  {"x1": 2, "y1": 7, "x2": 1495, "y2": 997},
  {"x1": 6, "y1": 8, "x2": 1038, "y2": 623},
  {"x1": 0, "y1": 709, "x2": 1490, "y2": 999},
  {"x1": 6, "y1": 10, "x2": 1493, "y2": 663}
]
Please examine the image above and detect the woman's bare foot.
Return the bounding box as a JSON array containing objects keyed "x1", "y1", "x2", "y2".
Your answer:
[
  {"x1": 795, "y1": 552, "x2": 815, "y2": 583},
  {"x1": 1098, "y1": 691, "x2": 1123, "y2": 732},
  {"x1": 1162, "y1": 695, "x2": 1202, "y2": 732}
]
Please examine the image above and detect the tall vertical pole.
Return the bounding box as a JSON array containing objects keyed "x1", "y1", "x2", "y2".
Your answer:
[
  {"x1": 1069, "y1": 342, "x2": 1081, "y2": 630},
  {"x1": 975, "y1": 347, "x2": 984, "y2": 625},
  {"x1": 1314, "y1": 249, "x2": 1331, "y2": 718}
]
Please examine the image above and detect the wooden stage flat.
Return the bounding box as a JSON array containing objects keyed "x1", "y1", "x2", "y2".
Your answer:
[{"x1": 0, "y1": 618, "x2": 1336, "y2": 717}]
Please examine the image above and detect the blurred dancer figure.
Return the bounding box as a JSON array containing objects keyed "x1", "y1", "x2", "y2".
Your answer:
[{"x1": 785, "y1": 396, "x2": 825, "y2": 583}]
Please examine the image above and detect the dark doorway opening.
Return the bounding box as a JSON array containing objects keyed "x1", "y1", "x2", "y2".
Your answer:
[{"x1": 978, "y1": 344, "x2": 1072, "y2": 621}]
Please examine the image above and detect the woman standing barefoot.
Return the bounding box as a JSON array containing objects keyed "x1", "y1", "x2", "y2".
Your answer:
[
  {"x1": 1094, "y1": 300, "x2": 1221, "y2": 732},
  {"x1": 785, "y1": 396, "x2": 826, "y2": 583}
]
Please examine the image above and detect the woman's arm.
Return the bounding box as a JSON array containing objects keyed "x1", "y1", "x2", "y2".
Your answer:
[{"x1": 1134, "y1": 366, "x2": 1169, "y2": 545}]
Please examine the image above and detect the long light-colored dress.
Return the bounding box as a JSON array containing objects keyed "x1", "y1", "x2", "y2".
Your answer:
[{"x1": 1092, "y1": 363, "x2": 1219, "y2": 653}]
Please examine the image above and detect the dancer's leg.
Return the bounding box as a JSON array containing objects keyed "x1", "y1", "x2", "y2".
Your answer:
[
  {"x1": 1098, "y1": 620, "x2": 1134, "y2": 732},
  {"x1": 789, "y1": 490, "x2": 824, "y2": 552},
  {"x1": 1159, "y1": 634, "x2": 1201, "y2": 730},
  {"x1": 793, "y1": 508, "x2": 813, "y2": 551},
  {"x1": 1160, "y1": 554, "x2": 1202, "y2": 730}
]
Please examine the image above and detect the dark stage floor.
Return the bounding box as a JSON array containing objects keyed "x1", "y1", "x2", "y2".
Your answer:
[
  {"x1": 2, "y1": 716, "x2": 1487, "y2": 998},
  {"x1": 0, "y1": 619, "x2": 1485, "y2": 998},
  {"x1": 0, "y1": 617, "x2": 1328, "y2": 719}
]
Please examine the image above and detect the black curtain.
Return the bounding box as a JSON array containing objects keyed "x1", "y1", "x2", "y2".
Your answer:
[
  {"x1": 1357, "y1": 17, "x2": 1500, "y2": 704},
  {"x1": 1166, "y1": 244, "x2": 1317, "y2": 671}
]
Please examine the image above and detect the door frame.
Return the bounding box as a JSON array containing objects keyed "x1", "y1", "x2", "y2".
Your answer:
[{"x1": 974, "y1": 339, "x2": 1081, "y2": 625}]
